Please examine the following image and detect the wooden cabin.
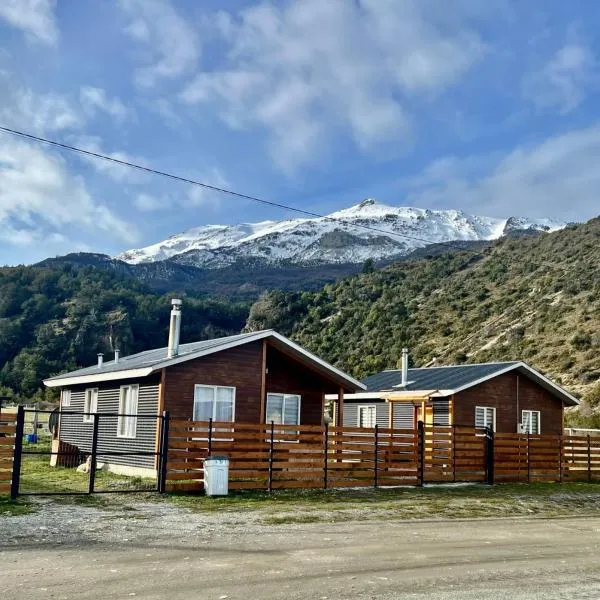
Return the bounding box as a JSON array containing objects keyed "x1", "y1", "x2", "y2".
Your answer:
[
  {"x1": 44, "y1": 300, "x2": 364, "y2": 476},
  {"x1": 330, "y1": 354, "x2": 578, "y2": 435}
]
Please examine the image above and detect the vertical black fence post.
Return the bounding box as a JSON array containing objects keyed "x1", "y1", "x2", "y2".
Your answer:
[
  {"x1": 10, "y1": 406, "x2": 25, "y2": 501},
  {"x1": 374, "y1": 424, "x2": 379, "y2": 489},
  {"x1": 268, "y1": 420, "x2": 275, "y2": 493},
  {"x1": 558, "y1": 434, "x2": 563, "y2": 483},
  {"x1": 207, "y1": 418, "x2": 213, "y2": 456},
  {"x1": 588, "y1": 435, "x2": 592, "y2": 483},
  {"x1": 323, "y1": 422, "x2": 329, "y2": 490},
  {"x1": 88, "y1": 413, "x2": 100, "y2": 494},
  {"x1": 485, "y1": 426, "x2": 495, "y2": 485},
  {"x1": 417, "y1": 420, "x2": 424, "y2": 487},
  {"x1": 158, "y1": 411, "x2": 170, "y2": 493}
]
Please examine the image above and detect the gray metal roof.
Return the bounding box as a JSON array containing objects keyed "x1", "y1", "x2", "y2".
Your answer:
[
  {"x1": 362, "y1": 362, "x2": 521, "y2": 392},
  {"x1": 44, "y1": 332, "x2": 265, "y2": 381}
]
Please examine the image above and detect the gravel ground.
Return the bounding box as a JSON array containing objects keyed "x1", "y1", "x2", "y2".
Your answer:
[{"x1": 2, "y1": 495, "x2": 600, "y2": 599}]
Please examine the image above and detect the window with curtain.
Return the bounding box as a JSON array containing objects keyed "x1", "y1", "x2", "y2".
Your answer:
[
  {"x1": 521, "y1": 410, "x2": 540, "y2": 434},
  {"x1": 266, "y1": 393, "x2": 301, "y2": 425},
  {"x1": 193, "y1": 385, "x2": 235, "y2": 422},
  {"x1": 475, "y1": 406, "x2": 496, "y2": 431},
  {"x1": 117, "y1": 384, "x2": 139, "y2": 438},
  {"x1": 83, "y1": 388, "x2": 98, "y2": 423}
]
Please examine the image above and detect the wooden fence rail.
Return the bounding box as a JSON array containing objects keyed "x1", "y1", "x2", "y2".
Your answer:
[{"x1": 0, "y1": 417, "x2": 17, "y2": 496}]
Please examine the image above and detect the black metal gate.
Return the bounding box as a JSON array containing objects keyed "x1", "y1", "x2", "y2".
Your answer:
[{"x1": 12, "y1": 406, "x2": 169, "y2": 498}]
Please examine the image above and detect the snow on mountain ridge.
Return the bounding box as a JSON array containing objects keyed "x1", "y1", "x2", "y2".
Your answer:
[{"x1": 117, "y1": 200, "x2": 566, "y2": 268}]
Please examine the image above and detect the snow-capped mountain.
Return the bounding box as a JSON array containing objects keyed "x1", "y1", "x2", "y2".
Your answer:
[{"x1": 117, "y1": 199, "x2": 566, "y2": 268}]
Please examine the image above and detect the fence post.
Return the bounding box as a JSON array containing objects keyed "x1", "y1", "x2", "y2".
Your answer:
[
  {"x1": 88, "y1": 413, "x2": 100, "y2": 494},
  {"x1": 323, "y1": 422, "x2": 329, "y2": 490},
  {"x1": 10, "y1": 406, "x2": 25, "y2": 501},
  {"x1": 588, "y1": 435, "x2": 592, "y2": 483},
  {"x1": 207, "y1": 418, "x2": 213, "y2": 455},
  {"x1": 452, "y1": 424, "x2": 456, "y2": 483},
  {"x1": 417, "y1": 420, "x2": 424, "y2": 487},
  {"x1": 158, "y1": 411, "x2": 170, "y2": 493},
  {"x1": 374, "y1": 424, "x2": 379, "y2": 489},
  {"x1": 485, "y1": 426, "x2": 494, "y2": 485},
  {"x1": 527, "y1": 432, "x2": 530, "y2": 483},
  {"x1": 558, "y1": 435, "x2": 563, "y2": 483},
  {"x1": 268, "y1": 420, "x2": 274, "y2": 493}
]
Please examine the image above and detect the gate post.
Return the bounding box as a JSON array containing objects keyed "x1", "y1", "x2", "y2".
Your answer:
[
  {"x1": 10, "y1": 406, "x2": 25, "y2": 501},
  {"x1": 88, "y1": 414, "x2": 100, "y2": 494},
  {"x1": 485, "y1": 426, "x2": 494, "y2": 485},
  {"x1": 417, "y1": 420, "x2": 424, "y2": 487},
  {"x1": 158, "y1": 411, "x2": 170, "y2": 493}
]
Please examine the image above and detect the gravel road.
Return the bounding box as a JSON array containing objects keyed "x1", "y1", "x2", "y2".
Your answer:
[{"x1": 2, "y1": 499, "x2": 600, "y2": 599}]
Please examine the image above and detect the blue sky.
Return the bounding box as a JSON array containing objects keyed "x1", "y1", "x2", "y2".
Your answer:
[{"x1": 0, "y1": 0, "x2": 599, "y2": 265}]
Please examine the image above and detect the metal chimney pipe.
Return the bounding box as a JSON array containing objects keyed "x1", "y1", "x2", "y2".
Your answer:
[
  {"x1": 114, "y1": 349, "x2": 120, "y2": 364},
  {"x1": 97, "y1": 353, "x2": 104, "y2": 368},
  {"x1": 167, "y1": 299, "x2": 182, "y2": 358},
  {"x1": 401, "y1": 348, "x2": 409, "y2": 387}
]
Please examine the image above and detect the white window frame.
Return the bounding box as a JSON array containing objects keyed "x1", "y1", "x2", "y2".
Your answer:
[
  {"x1": 265, "y1": 393, "x2": 302, "y2": 426},
  {"x1": 475, "y1": 406, "x2": 496, "y2": 432},
  {"x1": 357, "y1": 405, "x2": 377, "y2": 428},
  {"x1": 117, "y1": 384, "x2": 139, "y2": 439},
  {"x1": 83, "y1": 388, "x2": 98, "y2": 423},
  {"x1": 61, "y1": 389, "x2": 71, "y2": 407},
  {"x1": 193, "y1": 384, "x2": 236, "y2": 422},
  {"x1": 521, "y1": 410, "x2": 541, "y2": 434}
]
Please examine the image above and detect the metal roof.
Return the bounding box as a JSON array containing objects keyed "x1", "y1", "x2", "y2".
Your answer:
[
  {"x1": 360, "y1": 361, "x2": 579, "y2": 406},
  {"x1": 44, "y1": 330, "x2": 365, "y2": 391},
  {"x1": 363, "y1": 362, "x2": 520, "y2": 392}
]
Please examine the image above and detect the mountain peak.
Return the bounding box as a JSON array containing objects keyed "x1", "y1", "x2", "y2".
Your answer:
[{"x1": 116, "y1": 201, "x2": 567, "y2": 268}]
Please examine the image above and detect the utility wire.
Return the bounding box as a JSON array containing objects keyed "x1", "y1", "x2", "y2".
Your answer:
[{"x1": 0, "y1": 124, "x2": 498, "y2": 258}]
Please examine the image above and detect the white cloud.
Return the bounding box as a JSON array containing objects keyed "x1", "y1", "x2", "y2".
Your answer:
[
  {"x1": 0, "y1": 137, "x2": 136, "y2": 247},
  {"x1": 119, "y1": 0, "x2": 200, "y2": 88},
  {"x1": 0, "y1": 79, "x2": 82, "y2": 134},
  {"x1": 0, "y1": 0, "x2": 58, "y2": 45},
  {"x1": 524, "y1": 41, "x2": 596, "y2": 114},
  {"x1": 80, "y1": 86, "x2": 129, "y2": 121},
  {"x1": 401, "y1": 124, "x2": 600, "y2": 221},
  {"x1": 134, "y1": 193, "x2": 164, "y2": 211},
  {"x1": 181, "y1": 0, "x2": 486, "y2": 172}
]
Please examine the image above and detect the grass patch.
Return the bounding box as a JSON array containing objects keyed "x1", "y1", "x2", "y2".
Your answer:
[
  {"x1": 0, "y1": 496, "x2": 34, "y2": 516},
  {"x1": 166, "y1": 482, "x2": 600, "y2": 522}
]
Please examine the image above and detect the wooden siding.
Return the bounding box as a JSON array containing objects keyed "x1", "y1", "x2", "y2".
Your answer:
[
  {"x1": 432, "y1": 399, "x2": 450, "y2": 426},
  {"x1": 392, "y1": 403, "x2": 415, "y2": 429},
  {"x1": 452, "y1": 371, "x2": 563, "y2": 434},
  {"x1": 163, "y1": 341, "x2": 337, "y2": 425},
  {"x1": 59, "y1": 376, "x2": 160, "y2": 469}
]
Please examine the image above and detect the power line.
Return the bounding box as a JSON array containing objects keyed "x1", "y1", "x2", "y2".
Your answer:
[{"x1": 0, "y1": 124, "x2": 498, "y2": 257}]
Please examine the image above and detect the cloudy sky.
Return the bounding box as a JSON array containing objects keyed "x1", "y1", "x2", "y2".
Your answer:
[{"x1": 1, "y1": 0, "x2": 599, "y2": 265}]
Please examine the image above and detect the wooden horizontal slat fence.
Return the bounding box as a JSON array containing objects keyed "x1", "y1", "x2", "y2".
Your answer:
[
  {"x1": 166, "y1": 421, "x2": 600, "y2": 492},
  {"x1": 0, "y1": 417, "x2": 17, "y2": 496}
]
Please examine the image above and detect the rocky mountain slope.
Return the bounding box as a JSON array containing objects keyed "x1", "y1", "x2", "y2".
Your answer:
[
  {"x1": 245, "y1": 217, "x2": 600, "y2": 412},
  {"x1": 117, "y1": 199, "x2": 565, "y2": 268}
]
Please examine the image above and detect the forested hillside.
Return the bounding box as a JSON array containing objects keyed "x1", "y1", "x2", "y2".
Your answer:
[
  {"x1": 0, "y1": 265, "x2": 248, "y2": 401},
  {"x1": 246, "y1": 218, "x2": 600, "y2": 417}
]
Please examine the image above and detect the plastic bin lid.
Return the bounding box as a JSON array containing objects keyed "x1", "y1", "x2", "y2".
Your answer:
[{"x1": 205, "y1": 455, "x2": 229, "y2": 461}]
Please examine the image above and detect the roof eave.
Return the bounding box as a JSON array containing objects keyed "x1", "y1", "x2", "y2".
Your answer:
[{"x1": 44, "y1": 367, "x2": 154, "y2": 388}]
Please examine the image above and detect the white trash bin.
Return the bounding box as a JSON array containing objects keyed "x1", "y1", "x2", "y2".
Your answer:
[{"x1": 204, "y1": 456, "x2": 229, "y2": 496}]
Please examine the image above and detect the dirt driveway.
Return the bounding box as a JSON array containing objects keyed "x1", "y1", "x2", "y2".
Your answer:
[{"x1": 2, "y1": 495, "x2": 600, "y2": 599}]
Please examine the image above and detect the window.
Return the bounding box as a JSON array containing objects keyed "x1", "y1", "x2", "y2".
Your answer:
[
  {"x1": 193, "y1": 385, "x2": 235, "y2": 422},
  {"x1": 475, "y1": 406, "x2": 496, "y2": 431},
  {"x1": 117, "y1": 384, "x2": 139, "y2": 438},
  {"x1": 521, "y1": 410, "x2": 541, "y2": 434},
  {"x1": 61, "y1": 389, "x2": 71, "y2": 407},
  {"x1": 266, "y1": 393, "x2": 301, "y2": 425},
  {"x1": 358, "y1": 405, "x2": 377, "y2": 428},
  {"x1": 83, "y1": 388, "x2": 98, "y2": 423}
]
